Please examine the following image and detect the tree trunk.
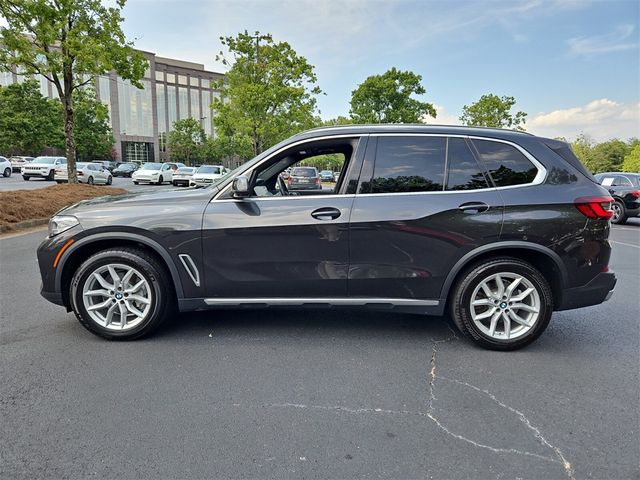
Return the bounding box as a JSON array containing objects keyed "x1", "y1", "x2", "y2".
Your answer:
[{"x1": 63, "y1": 97, "x2": 78, "y2": 184}]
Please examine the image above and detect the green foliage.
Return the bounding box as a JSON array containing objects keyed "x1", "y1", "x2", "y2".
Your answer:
[
  {"x1": 168, "y1": 118, "x2": 207, "y2": 165},
  {"x1": 460, "y1": 94, "x2": 527, "y2": 130},
  {"x1": 349, "y1": 68, "x2": 436, "y2": 123},
  {"x1": 622, "y1": 144, "x2": 640, "y2": 173},
  {"x1": 73, "y1": 87, "x2": 114, "y2": 160},
  {"x1": 301, "y1": 154, "x2": 344, "y2": 171},
  {"x1": 213, "y1": 31, "x2": 322, "y2": 157},
  {"x1": 0, "y1": 0, "x2": 147, "y2": 182},
  {"x1": 203, "y1": 134, "x2": 254, "y2": 164},
  {"x1": 571, "y1": 134, "x2": 636, "y2": 174},
  {"x1": 0, "y1": 80, "x2": 63, "y2": 154},
  {"x1": 320, "y1": 116, "x2": 353, "y2": 126}
]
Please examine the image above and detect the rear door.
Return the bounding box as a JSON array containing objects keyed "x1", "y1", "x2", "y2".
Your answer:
[{"x1": 348, "y1": 135, "x2": 503, "y2": 302}]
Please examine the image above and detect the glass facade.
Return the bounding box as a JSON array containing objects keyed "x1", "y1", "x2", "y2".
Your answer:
[
  {"x1": 190, "y1": 76, "x2": 199, "y2": 87},
  {"x1": 156, "y1": 83, "x2": 166, "y2": 133},
  {"x1": 167, "y1": 85, "x2": 177, "y2": 129},
  {"x1": 201, "y1": 90, "x2": 212, "y2": 136},
  {"x1": 178, "y1": 75, "x2": 188, "y2": 85},
  {"x1": 178, "y1": 87, "x2": 188, "y2": 119},
  {"x1": 0, "y1": 70, "x2": 12, "y2": 86},
  {"x1": 117, "y1": 79, "x2": 153, "y2": 137},
  {"x1": 190, "y1": 89, "x2": 200, "y2": 121},
  {"x1": 98, "y1": 76, "x2": 111, "y2": 123},
  {"x1": 155, "y1": 71, "x2": 164, "y2": 82},
  {"x1": 166, "y1": 73, "x2": 175, "y2": 83},
  {"x1": 122, "y1": 141, "x2": 154, "y2": 164}
]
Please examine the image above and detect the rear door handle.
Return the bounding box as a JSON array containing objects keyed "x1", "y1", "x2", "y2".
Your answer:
[
  {"x1": 458, "y1": 202, "x2": 489, "y2": 214},
  {"x1": 311, "y1": 207, "x2": 341, "y2": 221}
]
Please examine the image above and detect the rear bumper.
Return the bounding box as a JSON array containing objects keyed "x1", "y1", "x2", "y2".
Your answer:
[{"x1": 556, "y1": 271, "x2": 617, "y2": 311}]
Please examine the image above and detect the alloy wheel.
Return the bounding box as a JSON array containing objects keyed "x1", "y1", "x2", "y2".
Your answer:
[{"x1": 469, "y1": 272, "x2": 541, "y2": 340}]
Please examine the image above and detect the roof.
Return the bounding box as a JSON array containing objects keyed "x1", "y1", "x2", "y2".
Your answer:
[{"x1": 292, "y1": 124, "x2": 535, "y2": 142}]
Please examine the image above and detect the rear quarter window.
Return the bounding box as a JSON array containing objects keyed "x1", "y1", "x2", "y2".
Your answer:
[
  {"x1": 471, "y1": 139, "x2": 538, "y2": 187},
  {"x1": 445, "y1": 138, "x2": 489, "y2": 190}
]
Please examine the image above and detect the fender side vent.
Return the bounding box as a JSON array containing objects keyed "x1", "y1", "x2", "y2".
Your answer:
[{"x1": 178, "y1": 254, "x2": 200, "y2": 287}]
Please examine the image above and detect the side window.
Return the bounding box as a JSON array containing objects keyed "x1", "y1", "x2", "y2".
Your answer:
[
  {"x1": 368, "y1": 136, "x2": 446, "y2": 193},
  {"x1": 445, "y1": 138, "x2": 489, "y2": 190},
  {"x1": 613, "y1": 175, "x2": 632, "y2": 187},
  {"x1": 472, "y1": 139, "x2": 538, "y2": 187}
]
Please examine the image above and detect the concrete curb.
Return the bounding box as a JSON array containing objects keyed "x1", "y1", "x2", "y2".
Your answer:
[{"x1": 0, "y1": 218, "x2": 49, "y2": 234}]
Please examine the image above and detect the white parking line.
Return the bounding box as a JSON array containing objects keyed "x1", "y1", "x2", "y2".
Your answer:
[{"x1": 611, "y1": 240, "x2": 640, "y2": 249}]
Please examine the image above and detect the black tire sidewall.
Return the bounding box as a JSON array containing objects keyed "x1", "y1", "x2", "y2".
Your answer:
[
  {"x1": 71, "y1": 250, "x2": 167, "y2": 339},
  {"x1": 611, "y1": 200, "x2": 626, "y2": 224},
  {"x1": 3, "y1": 167, "x2": 10, "y2": 177},
  {"x1": 454, "y1": 259, "x2": 552, "y2": 350}
]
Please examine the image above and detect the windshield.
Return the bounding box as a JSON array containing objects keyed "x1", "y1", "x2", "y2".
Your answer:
[
  {"x1": 115, "y1": 164, "x2": 135, "y2": 170},
  {"x1": 34, "y1": 157, "x2": 62, "y2": 165},
  {"x1": 140, "y1": 163, "x2": 162, "y2": 170},
  {"x1": 320, "y1": 170, "x2": 332, "y2": 175},
  {"x1": 291, "y1": 167, "x2": 317, "y2": 177},
  {"x1": 197, "y1": 166, "x2": 222, "y2": 174},
  {"x1": 177, "y1": 167, "x2": 195, "y2": 174}
]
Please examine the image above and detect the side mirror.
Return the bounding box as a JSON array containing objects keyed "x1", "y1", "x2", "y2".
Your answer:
[{"x1": 232, "y1": 175, "x2": 251, "y2": 198}]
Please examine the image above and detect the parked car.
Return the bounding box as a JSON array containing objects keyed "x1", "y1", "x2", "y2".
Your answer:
[
  {"x1": 54, "y1": 162, "x2": 112, "y2": 185},
  {"x1": 594, "y1": 172, "x2": 640, "y2": 224},
  {"x1": 173, "y1": 167, "x2": 196, "y2": 187},
  {"x1": 190, "y1": 165, "x2": 227, "y2": 186},
  {"x1": 319, "y1": 170, "x2": 334, "y2": 182},
  {"x1": 97, "y1": 161, "x2": 118, "y2": 172},
  {"x1": 37, "y1": 125, "x2": 616, "y2": 350},
  {"x1": 22, "y1": 156, "x2": 66, "y2": 180},
  {"x1": 131, "y1": 162, "x2": 184, "y2": 185},
  {"x1": 333, "y1": 171, "x2": 340, "y2": 182},
  {"x1": 112, "y1": 163, "x2": 138, "y2": 178},
  {"x1": 10, "y1": 156, "x2": 34, "y2": 172},
  {"x1": 1, "y1": 156, "x2": 12, "y2": 177},
  {"x1": 287, "y1": 166, "x2": 321, "y2": 191}
]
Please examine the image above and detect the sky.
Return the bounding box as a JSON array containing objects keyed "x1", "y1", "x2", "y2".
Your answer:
[{"x1": 118, "y1": 0, "x2": 640, "y2": 142}]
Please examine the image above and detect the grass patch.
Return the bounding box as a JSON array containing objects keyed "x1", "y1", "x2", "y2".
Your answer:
[{"x1": 0, "y1": 184, "x2": 127, "y2": 232}]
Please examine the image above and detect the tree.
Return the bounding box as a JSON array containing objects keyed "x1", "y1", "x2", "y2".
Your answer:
[
  {"x1": 0, "y1": 0, "x2": 146, "y2": 183},
  {"x1": 214, "y1": 31, "x2": 322, "y2": 157},
  {"x1": 622, "y1": 144, "x2": 640, "y2": 173},
  {"x1": 203, "y1": 134, "x2": 253, "y2": 166},
  {"x1": 73, "y1": 87, "x2": 113, "y2": 160},
  {"x1": 320, "y1": 116, "x2": 353, "y2": 126},
  {"x1": 0, "y1": 79, "x2": 63, "y2": 154},
  {"x1": 168, "y1": 118, "x2": 206, "y2": 165},
  {"x1": 349, "y1": 68, "x2": 436, "y2": 123},
  {"x1": 590, "y1": 139, "x2": 630, "y2": 173},
  {"x1": 460, "y1": 94, "x2": 527, "y2": 130}
]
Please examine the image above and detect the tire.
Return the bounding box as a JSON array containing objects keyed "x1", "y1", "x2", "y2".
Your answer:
[
  {"x1": 69, "y1": 248, "x2": 173, "y2": 340},
  {"x1": 107, "y1": 175, "x2": 112, "y2": 185},
  {"x1": 450, "y1": 257, "x2": 553, "y2": 351},
  {"x1": 46, "y1": 169, "x2": 55, "y2": 181},
  {"x1": 157, "y1": 175, "x2": 163, "y2": 185},
  {"x1": 23, "y1": 176, "x2": 30, "y2": 181},
  {"x1": 56, "y1": 180, "x2": 63, "y2": 184},
  {"x1": 611, "y1": 200, "x2": 627, "y2": 225},
  {"x1": 87, "y1": 176, "x2": 94, "y2": 185},
  {"x1": 133, "y1": 181, "x2": 139, "y2": 185},
  {"x1": 3, "y1": 167, "x2": 11, "y2": 177}
]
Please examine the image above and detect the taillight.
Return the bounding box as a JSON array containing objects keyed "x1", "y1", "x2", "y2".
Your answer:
[
  {"x1": 574, "y1": 196, "x2": 614, "y2": 219},
  {"x1": 629, "y1": 190, "x2": 640, "y2": 198},
  {"x1": 78, "y1": 171, "x2": 84, "y2": 176},
  {"x1": 287, "y1": 177, "x2": 292, "y2": 184},
  {"x1": 315, "y1": 177, "x2": 320, "y2": 184}
]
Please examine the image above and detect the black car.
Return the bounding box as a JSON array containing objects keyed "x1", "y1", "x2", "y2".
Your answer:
[
  {"x1": 287, "y1": 166, "x2": 322, "y2": 191},
  {"x1": 37, "y1": 125, "x2": 616, "y2": 350},
  {"x1": 112, "y1": 163, "x2": 138, "y2": 178},
  {"x1": 594, "y1": 172, "x2": 640, "y2": 224}
]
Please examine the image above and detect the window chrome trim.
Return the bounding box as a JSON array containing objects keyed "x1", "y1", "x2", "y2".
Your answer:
[
  {"x1": 212, "y1": 134, "x2": 365, "y2": 201},
  {"x1": 204, "y1": 297, "x2": 439, "y2": 306},
  {"x1": 214, "y1": 194, "x2": 356, "y2": 203},
  {"x1": 178, "y1": 254, "x2": 200, "y2": 287}
]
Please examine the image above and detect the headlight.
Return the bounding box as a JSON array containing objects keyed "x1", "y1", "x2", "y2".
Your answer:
[
  {"x1": 48, "y1": 215, "x2": 79, "y2": 237},
  {"x1": 151, "y1": 172, "x2": 159, "y2": 176}
]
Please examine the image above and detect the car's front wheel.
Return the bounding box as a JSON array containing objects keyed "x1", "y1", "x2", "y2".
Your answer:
[
  {"x1": 70, "y1": 248, "x2": 173, "y2": 340},
  {"x1": 611, "y1": 200, "x2": 627, "y2": 225},
  {"x1": 450, "y1": 257, "x2": 552, "y2": 350},
  {"x1": 157, "y1": 175, "x2": 164, "y2": 185},
  {"x1": 3, "y1": 167, "x2": 11, "y2": 177}
]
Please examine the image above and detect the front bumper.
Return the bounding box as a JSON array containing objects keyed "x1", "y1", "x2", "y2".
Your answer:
[{"x1": 556, "y1": 271, "x2": 617, "y2": 311}]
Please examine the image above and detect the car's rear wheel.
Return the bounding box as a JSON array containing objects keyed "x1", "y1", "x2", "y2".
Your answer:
[
  {"x1": 70, "y1": 248, "x2": 173, "y2": 340},
  {"x1": 3, "y1": 167, "x2": 11, "y2": 177},
  {"x1": 87, "y1": 176, "x2": 94, "y2": 185},
  {"x1": 106, "y1": 175, "x2": 112, "y2": 185},
  {"x1": 450, "y1": 257, "x2": 552, "y2": 350},
  {"x1": 611, "y1": 200, "x2": 627, "y2": 225}
]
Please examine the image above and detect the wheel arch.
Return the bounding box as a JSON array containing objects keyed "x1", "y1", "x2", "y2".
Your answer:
[
  {"x1": 440, "y1": 242, "x2": 568, "y2": 311},
  {"x1": 56, "y1": 232, "x2": 185, "y2": 309}
]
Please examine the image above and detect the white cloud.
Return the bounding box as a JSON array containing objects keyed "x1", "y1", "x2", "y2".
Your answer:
[
  {"x1": 423, "y1": 104, "x2": 461, "y2": 125},
  {"x1": 525, "y1": 99, "x2": 640, "y2": 141},
  {"x1": 568, "y1": 24, "x2": 637, "y2": 56}
]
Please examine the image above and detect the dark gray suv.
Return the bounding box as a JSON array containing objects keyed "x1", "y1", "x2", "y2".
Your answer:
[{"x1": 37, "y1": 125, "x2": 617, "y2": 350}]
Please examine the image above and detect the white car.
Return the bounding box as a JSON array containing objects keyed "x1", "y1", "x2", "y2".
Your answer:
[
  {"x1": 172, "y1": 167, "x2": 196, "y2": 187},
  {"x1": 132, "y1": 162, "x2": 184, "y2": 185},
  {"x1": 54, "y1": 162, "x2": 113, "y2": 185},
  {"x1": 10, "y1": 156, "x2": 34, "y2": 172},
  {"x1": 22, "y1": 156, "x2": 67, "y2": 180},
  {"x1": 190, "y1": 165, "x2": 228, "y2": 186},
  {"x1": 1, "y1": 156, "x2": 12, "y2": 177}
]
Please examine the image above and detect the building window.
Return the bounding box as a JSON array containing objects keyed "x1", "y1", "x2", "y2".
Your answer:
[
  {"x1": 122, "y1": 141, "x2": 154, "y2": 164},
  {"x1": 98, "y1": 76, "x2": 112, "y2": 123},
  {"x1": 156, "y1": 83, "x2": 166, "y2": 133},
  {"x1": 190, "y1": 88, "x2": 200, "y2": 121},
  {"x1": 167, "y1": 85, "x2": 177, "y2": 129},
  {"x1": 190, "y1": 76, "x2": 199, "y2": 87},
  {"x1": 178, "y1": 87, "x2": 188, "y2": 119},
  {"x1": 38, "y1": 75, "x2": 49, "y2": 98},
  {"x1": 117, "y1": 79, "x2": 153, "y2": 137},
  {"x1": 166, "y1": 73, "x2": 175, "y2": 84},
  {"x1": 155, "y1": 71, "x2": 164, "y2": 82},
  {"x1": 201, "y1": 90, "x2": 212, "y2": 136},
  {"x1": 159, "y1": 132, "x2": 167, "y2": 153},
  {"x1": 178, "y1": 74, "x2": 188, "y2": 85}
]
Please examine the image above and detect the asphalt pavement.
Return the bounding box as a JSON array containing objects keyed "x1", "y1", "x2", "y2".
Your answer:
[
  {"x1": 0, "y1": 173, "x2": 174, "y2": 193},
  {"x1": 0, "y1": 222, "x2": 638, "y2": 479}
]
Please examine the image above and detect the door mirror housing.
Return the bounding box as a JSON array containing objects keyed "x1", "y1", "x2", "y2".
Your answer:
[{"x1": 232, "y1": 175, "x2": 251, "y2": 198}]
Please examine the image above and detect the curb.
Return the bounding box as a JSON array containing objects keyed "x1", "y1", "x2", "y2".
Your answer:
[{"x1": 0, "y1": 218, "x2": 49, "y2": 234}]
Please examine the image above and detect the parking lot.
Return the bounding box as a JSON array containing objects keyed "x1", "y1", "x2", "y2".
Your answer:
[
  {"x1": 0, "y1": 173, "x2": 175, "y2": 193},
  {"x1": 0, "y1": 213, "x2": 638, "y2": 479}
]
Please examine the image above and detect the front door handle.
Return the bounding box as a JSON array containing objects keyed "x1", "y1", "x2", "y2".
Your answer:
[
  {"x1": 311, "y1": 207, "x2": 341, "y2": 221},
  {"x1": 458, "y1": 202, "x2": 489, "y2": 214}
]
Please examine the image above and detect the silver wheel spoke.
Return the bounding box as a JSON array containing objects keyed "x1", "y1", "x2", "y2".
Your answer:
[
  {"x1": 118, "y1": 302, "x2": 128, "y2": 327},
  {"x1": 495, "y1": 274, "x2": 505, "y2": 298},
  {"x1": 511, "y1": 303, "x2": 539, "y2": 313},
  {"x1": 85, "y1": 289, "x2": 109, "y2": 297},
  {"x1": 488, "y1": 310, "x2": 501, "y2": 336},
  {"x1": 87, "y1": 298, "x2": 112, "y2": 311},
  {"x1": 125, "y1": 280, "x2": 145, "y2": 294},
  {"x1": 127, "y1": 294, "x2": 150, "y2": 305},
  {"x1": 125, "y1": 301, "x2": 145, "y2": 318},
  {"x1": 107, "y1": 265, "x2": 120, "y2": 287},
  {"x1": 475, "y1": 306, "x2": 497, "y2": 321},
  {"x1": 121, "y1": 269, "x2": 134, "y2": 288},
  {"x1": 505, "y1": 277, "x2": 522, "y2": 297},
  {"x1": 480, "y1": 282, "x2": 495, "y2": 299},
  {"x1": 511, "y1": 287, "x2": 534, "y2": 302},
  {"x1": 105, "y1": 303, "x2": 118, "y2": 326},
  {"x1": 93, "y1": 272, "x2": 114, "y2": 290},
  {"x1": 472, "y1": 298, "x2": 494, "y2": 307},
  {"x1": 508, "y1": 310, "x2": 531, "y2": 327},
  {"x1": 502, "y1": 312, "x2": 511, "y2": 339}
]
